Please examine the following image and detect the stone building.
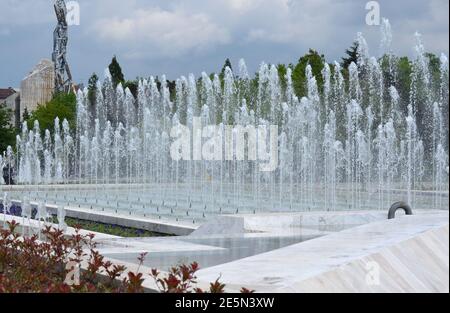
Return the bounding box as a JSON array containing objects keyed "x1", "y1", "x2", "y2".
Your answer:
[
  {"x1": 0, "y1": 87, "x2": 20, "y2": 128},
  {"x1": 20, "y1": 59, "x2": 55, "y2": 120}
]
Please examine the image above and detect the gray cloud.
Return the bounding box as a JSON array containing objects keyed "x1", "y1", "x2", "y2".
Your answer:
[{"x1": 0, "y1": 0, "x2": 448, "y2": 87}]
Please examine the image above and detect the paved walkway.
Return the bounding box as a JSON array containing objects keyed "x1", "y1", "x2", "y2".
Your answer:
[{"x1": 195, "y1": 211, "x2": 449, "y2": 292}]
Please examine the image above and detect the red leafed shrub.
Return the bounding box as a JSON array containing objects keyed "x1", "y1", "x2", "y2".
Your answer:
[
  {"x1": 150, "y1": 262, "x2": 254, "y2": 294},
  {"x1": 0, "y1": 221, "x2": 254, "y2": 293}
]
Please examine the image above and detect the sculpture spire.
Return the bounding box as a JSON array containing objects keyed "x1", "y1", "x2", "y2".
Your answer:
[{"x1": 52, "y1": 0, "x2": 73, "y2": 93}]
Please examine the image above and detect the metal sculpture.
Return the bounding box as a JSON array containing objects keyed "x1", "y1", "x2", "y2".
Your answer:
[{"x1": 52, "y1": 0, "x2": 73, "y2": 93}]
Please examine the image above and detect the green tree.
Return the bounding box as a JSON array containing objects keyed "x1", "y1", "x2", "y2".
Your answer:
[
  {"x1": 277, "y1": 63, "x2": 288, "y2": 91},
  {"x1": 341, "y1": 41, "x2": 359, "y2": 70},
  {"x1": 22, "y1": 107, "x2": 30, "y2": 121},
  {"x1": 395, "y1": 56, "x2": 412, "y2": 115},
  {"x1": 221, "y1": 58, "x2": 233, "y2": 76},
  {"x1": 0, "y1": 104, "x2": 15, "y2": 152},
  {"x1": 123, "y1": 80, "x2": 139, "y2": 98},
  {"x1": 292, "y1": 49, "x2": 326, "y2": 98},
  {"x1": 27, "y1": 92, "x2": 77, "y2": 134},
  {"x1": 220, "y1": 58, "x2": 233, "y2": 84},
  {"x1": 87, "y1": 73, "x2": 99, "y2": 105},
  {"x1": 426, "y1": 52, "x2": 442, "y2": 98},
  {"x1": 108, "y1": 56, "x2": 125, "y2": 87}
]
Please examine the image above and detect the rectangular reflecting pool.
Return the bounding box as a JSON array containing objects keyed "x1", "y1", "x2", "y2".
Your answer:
[{"x1": 101, "y1": 233, "x2": 324, "y2": 270}]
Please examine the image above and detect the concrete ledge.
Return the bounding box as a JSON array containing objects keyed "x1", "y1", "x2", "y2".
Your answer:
[
  {"x1": 240, "y1": 211, "x2": 387, "y2": 232},
  {"x1": 190, "y1": 216, "x2": 245, "y2": 236},
  {"x1": 286, "y1": 225, "x2": 449, "y2": 293},
  {"x1": 62, "y1": 206, "x2": 196, "y2": 236},
  {"x1": 196, "y1": 211, "x2": 449, "y2": 292},
  {"x1": 1, "y1": 213, "x2": 120, "y2": 240},
  {"x1": 1, "y1": 198, "x2": 197, "y2": 236},
  {"x1": 191, "y1": 211, "x2": 387, "y2": 236}
]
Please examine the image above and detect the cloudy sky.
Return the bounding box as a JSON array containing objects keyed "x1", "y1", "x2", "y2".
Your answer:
[{"x1": 0, "y1": 0, "x2": 448, "y2": 87}]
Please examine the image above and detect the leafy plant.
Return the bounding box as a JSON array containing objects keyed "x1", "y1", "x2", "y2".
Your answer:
[
  {"x1": 150, "y1": 262, "x2": 254, "y2": 294},
  {"x1": 0, "y1": 221, "x2": 253, "y2": 293}
]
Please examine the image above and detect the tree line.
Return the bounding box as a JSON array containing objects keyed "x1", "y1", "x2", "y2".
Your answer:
[{"x1": 0, "y1": 42, "x2": 447, "y2": 153}]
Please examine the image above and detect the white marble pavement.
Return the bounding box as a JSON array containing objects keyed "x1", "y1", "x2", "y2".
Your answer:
[{"x1": 195, "y1": 211, "x2": 449, "y2": 293}]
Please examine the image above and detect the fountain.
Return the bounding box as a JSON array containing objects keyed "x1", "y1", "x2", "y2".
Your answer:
[{"x1": 1, "y1": 21, "x2": 449, "y2": 225}]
